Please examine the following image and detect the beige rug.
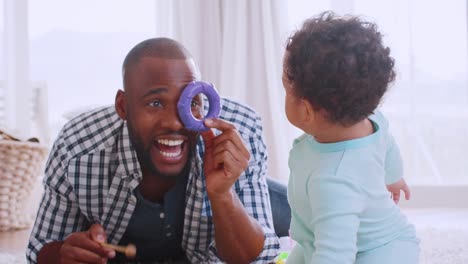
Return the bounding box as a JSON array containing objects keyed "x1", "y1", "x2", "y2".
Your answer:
[
  {"x1": 277, "y1": 227, "x2": 468, "y2": 263},
  {"x1": 418, "y1": 228, "x2": 468, "y2": 264},
  {"x1": 0, "y1": 252, "x2": 23, "y2": 264},
  {"x1": 2, "y1": 229, "x2": 467, "y2": 263}
]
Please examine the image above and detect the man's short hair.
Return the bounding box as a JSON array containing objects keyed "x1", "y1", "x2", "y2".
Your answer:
[{"x1": 122, "y1": 38, "x2": 193, "y2": 80}]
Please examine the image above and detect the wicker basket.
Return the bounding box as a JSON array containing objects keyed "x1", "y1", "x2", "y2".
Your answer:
[{"x1": 0, "y1": 139, "x2": 48, "y2": 231}]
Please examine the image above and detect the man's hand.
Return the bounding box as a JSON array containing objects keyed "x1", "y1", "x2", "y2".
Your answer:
[
  {"x1": 200, "y1": 118, "x2": 265, "y2": 263},
  {"x1": 58, "y1": 224, "x2": 115, "y2": 264},
  {"x1": 201, "y1": 118, "x2": 251, "y2": 199},
  {"x1": 386, "y1": 178, "x2": 411, "y2": 204}
]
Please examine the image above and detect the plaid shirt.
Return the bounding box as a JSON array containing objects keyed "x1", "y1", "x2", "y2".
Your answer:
[{"x1": 26, "y1": 98, "x2": 280, "y2": 264}]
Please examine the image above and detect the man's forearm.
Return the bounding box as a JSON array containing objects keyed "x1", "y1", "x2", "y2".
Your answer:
[
  {"x1": 37, "y1": 241, "x2": 63, "y2": 264},
  {"x1": 209, "y1": 189, "x2": 265, "y2": 264}
]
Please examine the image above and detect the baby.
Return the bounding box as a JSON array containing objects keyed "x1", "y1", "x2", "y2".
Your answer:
[{"x1": 282, "y1": 12, "x2": 420, "y2": 264}]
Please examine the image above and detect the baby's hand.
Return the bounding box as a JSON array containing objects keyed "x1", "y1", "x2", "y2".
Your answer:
[{"x1": 386, "y1": 178, "x2": 411, "y2": 204}]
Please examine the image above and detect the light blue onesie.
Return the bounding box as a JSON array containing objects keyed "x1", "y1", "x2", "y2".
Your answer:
[{"x1": 286, "y1": 111, "x2": 419, "y2": 264}]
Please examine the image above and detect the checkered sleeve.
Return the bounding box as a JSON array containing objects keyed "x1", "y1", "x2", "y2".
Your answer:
[{"x1": 26, "y1": 133, "x2": 88, "y2": 264}]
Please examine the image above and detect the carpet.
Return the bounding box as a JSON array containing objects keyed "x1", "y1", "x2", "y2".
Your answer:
[
  {"x1": 0, "y1": 252, "x2": 23, "y2": 264},
  {"x1": 418, "y1": 228, "x2": 468, "y2": 264},
  {"x1": 277, "y1": 227, "x2": 468, "y2": 263},
  {"x1": 2, "y1": 229, "x2": 467, "y2": 263}
]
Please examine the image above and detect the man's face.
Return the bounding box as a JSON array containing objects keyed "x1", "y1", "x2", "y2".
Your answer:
[{"x1": 122, "y1": 57, "x2": 202, "y2": 178}]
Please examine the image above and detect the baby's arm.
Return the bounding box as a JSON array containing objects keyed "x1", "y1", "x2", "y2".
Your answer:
[
  {"x1": 307, "y1": 177, "x2": 365, "y2": 264},
  {"x1": 385, "y1": 131, "x2": 410, "y2": 203},
  {"x1": 375, "y1": 110, "x2": 411, "y2": 203}
]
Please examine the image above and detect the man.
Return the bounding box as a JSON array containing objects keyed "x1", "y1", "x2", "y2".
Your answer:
[{"x1": 26, "y1": 38, "x2": 280, "y2": 264}]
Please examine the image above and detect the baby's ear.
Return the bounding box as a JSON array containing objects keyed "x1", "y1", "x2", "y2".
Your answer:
[{"x1": 301, "y1": 99, "x2": 315, "y2": 122}]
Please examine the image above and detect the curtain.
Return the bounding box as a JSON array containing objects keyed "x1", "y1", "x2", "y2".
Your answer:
[
  {"x1": 2, "y1": 0, "x2": 32, "y2": 138},
  {"x1": 155, "y1": 0, "x2": 293, "y2": 181}
]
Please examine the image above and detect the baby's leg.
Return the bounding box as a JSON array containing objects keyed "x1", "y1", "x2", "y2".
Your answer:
[
  {"x1": 356, "y1": 240, "x2": 419, "y2": 264},
  {"x1": 285, "y1": 243, "x2": 305, "y2": 264}
]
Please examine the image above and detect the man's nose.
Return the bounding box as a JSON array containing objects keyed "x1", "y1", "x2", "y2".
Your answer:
[{"x1": 161, "y1": 106, "x2": 185, "y2": 131}]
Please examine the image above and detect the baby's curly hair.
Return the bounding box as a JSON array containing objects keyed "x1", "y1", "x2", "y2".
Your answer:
[{"x1": 284, "y1": 11, "x2": 395, "y2": 126}]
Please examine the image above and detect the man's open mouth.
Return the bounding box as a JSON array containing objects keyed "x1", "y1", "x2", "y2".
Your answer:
[{"x1": 155, "y1": 138, "x2": 185, "y2": 158}]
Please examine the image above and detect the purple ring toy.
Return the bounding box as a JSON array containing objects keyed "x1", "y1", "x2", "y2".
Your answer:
[{"x1": 177, "y1": 81, "x2": 221, "y2": 132}]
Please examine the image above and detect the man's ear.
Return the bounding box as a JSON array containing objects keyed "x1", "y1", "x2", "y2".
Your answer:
[{"x1": 115, "y1": 90, "x2": 127, "y2": 120}]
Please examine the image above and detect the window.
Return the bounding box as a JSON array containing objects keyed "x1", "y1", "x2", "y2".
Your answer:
[
  {"x1": 0, "y1": 0, "x2": 5, "y2": 127},
  {"x1": 29, "y1": 0, "x2": 156, "y2": 139},
  {"x1": 288, "y1": 0, "x2": 468, "y2": 185},
  {"x1": 5, "y1": 1, "x2": 467, "y2": 187}
]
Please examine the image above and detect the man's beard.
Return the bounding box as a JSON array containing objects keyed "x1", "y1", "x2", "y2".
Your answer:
[{"x1": 127, "y1": 123, "x2": 195, "y2": 179}]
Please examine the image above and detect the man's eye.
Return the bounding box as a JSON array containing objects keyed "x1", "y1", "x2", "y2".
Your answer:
[
  {"x1": 191, "y1": 100, "x2": 200, "y2": 108},
  {"x1": 149, "y1": 100, "x2": 162, "y2": 107}
]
